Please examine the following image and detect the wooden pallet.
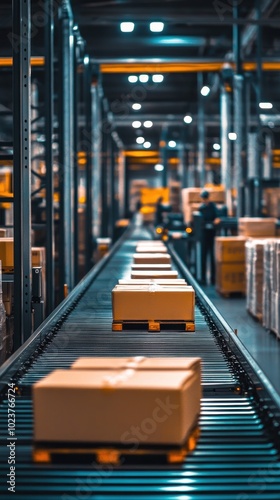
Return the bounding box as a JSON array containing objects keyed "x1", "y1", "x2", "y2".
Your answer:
[
  {"x1": 112, "y1": 319, "x2": 195, "y2": 332},
  {"x1": 33, "y1": 426, "x2": 200, "y2": 465}
]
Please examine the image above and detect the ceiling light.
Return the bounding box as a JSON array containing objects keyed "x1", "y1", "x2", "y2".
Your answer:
[
  {"x1": 228, "y1": 132, "x2": 237, "y2": 141},
  {"x1": 152, "y1": 74, "x2": 164, "y2": 83},
  {"x1": 136, "y1": 136, "x2": 145, "y2": 144},
  {"x1": 259, "y1": 102, "x2": 273, "y2": 109},
  {"x1": 143, "y1": 141, "x2": 151, "y2": 148},
  {"x1": 183, "y1": 115, "x2": 192, "y2": 124},
  {"x1": 150, "y1": 22, "x2": 164, "y2": 32},
  {"x1": 128, "y1": 75, "x2": 138, "y2": 83},
  {"x1": 132, "y1": 103, "x2": 141, "y2": 110},
  {"x1": 132, "y1": 120, "x2": 141, "y2": 128},
  {"x1": 83, "y1": 55, "x2": 89, "y2": 65},
  {"x1": 139, "y1": 74, "x2": 149, "y2": 83},
  {"x1": 201, "y1": 86, "x2": 210, "y2": 96},
  {"x1": 168, "y1": 140, "x2": 176, "y2": 148},
  {"x1": 143, "y1": 120, "x2": 153, "y2": 128},
  {"x1": 154, "y1": 163, "x2": 164, "y2": 171},
  {"x1": 120, "y1": 22, "x2": 135, "y2": 32},
  {"x1": 213, "y1": 143, "x2": 221, "y2": 150}
]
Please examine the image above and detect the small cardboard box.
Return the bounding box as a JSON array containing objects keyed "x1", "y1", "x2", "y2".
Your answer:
[
  {"x1": 0, "y1": 238, "x2": 14, "y2": 271},
  {"x1": 136, "y1": 246, "x2": 167, "y2": 253},
  {"x1": 71, "y1": 357, "x2": 201, "y2": 381},
  {"x1": 137, "y1": 241, "x2": 164, "y2": 246},
  {"x1": 216, "y1": 262, "x2": 246, "y2": 293},
  {"x1": 118, "y1": 279, "x2": 187, "y2": 285},
  {"x1": 215, "y1": 237, "x2": 246, "y2": 263},
  {"x1": 33, "y1": 368, "x2": 200, "y2": 445},
  {"x1": 131, "y1": 270, "x2": 178, "y2": 279},
  {"x1": 112, "y1": 285, "x2": 195, "y2": 321},
  {"x1": 133, "y1": 253, "x2": 171, "y2": 265},
  {"x1": 131, "y1": 263, "x2": 172, "y2": 271},
  {"x1": 238, "y1": 218, "x2": 276, "y2": 237}
]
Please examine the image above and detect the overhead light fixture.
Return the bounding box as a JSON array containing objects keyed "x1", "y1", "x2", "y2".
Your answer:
[
  {"x1": 143, "y1": 141, "x2": 151, "y2": 148},
  {"x1": 128, "y1": 75, "x2": 138, "y2": 83},
  {"x1": 152, "y1": 74, "x2": 164, "y2": 83},
  {"x1": 132, "y1": 103, "x2": 141, "y2": 110},
  {"x1": 83, "y1": 55, "x2": 89, "y2": 65},
  {"x1": 143, "y1": 120, "x2": 153, "y2": 128},
  {"x1": 150, "y1": 22, "x2": 164, "y2": 32},
  {"x1": 183, "y1": 115, "x2": 192, "y2": 124},
  {"x1": 259, "y1": 102, "x2": 273, "y2": 109},
  {"x1": 228, "y1": 132, "x2": 237, "y2": 141},
  {"x1": 201, "y1": 86, "x2": 210, "y2": 96},
  {"x1": 120, "y1": 22, "x2": 135, "y2": 32},
  {"x1": 139, "y1": 74, "x2": 149, "y2": 83},
  {"x1": 168, "y1": 140, "x2": 176, "y2": 148},
  {"x1": 73, "y1": 25, "x2": 78, "y2": 31},
  {"x1": 154, "y1": 163, "x2": 164, "y2": 171},
  {"x1": 136, "y1": 136, "x2": 145, "y2": 144},
  {"x1": 132, "y1": 120, "x2": 141, "y2": 128},
  {"x1": 213, "y1": 143, "x2": 221, "y2": 151}
]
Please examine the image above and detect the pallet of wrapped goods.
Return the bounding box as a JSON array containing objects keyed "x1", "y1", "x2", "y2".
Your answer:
[
  {"x1": 131, "y1": 270, "x2": 178, "y2": 279},
  {"x1": 112, "y1": 284, "x2": 195, "y2": 331},
  {"x1": 133, "y1": 253, "x2": 171, "y2": 265},
  {"x1": 118, "y1": 279, "x2": 187, "y2": 285},
  {"x1": 238, "y1": 218, "x2": 276, "y2": 237},
  {"x1": 215, "y1": 237, "x2": 246, "y2": 263},
  {"x1": 262, "y1": 241, "x2": 273, "y2": 330},
  {"x1": 245, "y1": 240, "x2": 265, "y2": 321},
  {"x1": 216, "y1": 262, "x2": 246, "y2": 295},
  {"x1": 131, "y1": 263, "x2": 172, "y2": 271},
  {"x1": 33, "y1": 367, "x2": 200, "y2": 463}
]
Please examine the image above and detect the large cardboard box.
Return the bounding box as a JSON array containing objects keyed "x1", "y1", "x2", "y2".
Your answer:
[
  {"x1": 238, "y1": 218, "x2": 276, "y2": 237},
  {"x1": 136, "y1": 246, "x2": 167, "y2": 253},
  {"x1": 71, "y1": 356, "x2": 201, "y2": 380},
  {"x1": 112, "y1": 285, "x2": 195, "y2": 321},
  {"x1": 131, "y1": 263, "x2": 172, "y2": 271},
  {"x1": 216, "y1": 262, "x2": 246, "y2": 293},
  {"x1": 118, "y1": 279, "x2": 186, "y2": 286},
  {"x1": 0, "y1": 238, "x2": 14, "y2": 271},
  {"x1": 182, "y1": 187, "x2": 225, "y2": 204},
  {"x1": 215, "y1": 236, "x2": 246, "y2": 263},
  {"x1": 33, "y1": 368, "x2": 200, "y2": 445},
  {"x1": 131, "y1": 270, "x2": 178, "y2": 279},
  {"x1": 133, "y1": 253, "x2": 171, "y2": 265}
]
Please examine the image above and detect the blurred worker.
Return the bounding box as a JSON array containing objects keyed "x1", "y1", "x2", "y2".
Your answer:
[
  {"x1": 155, "y1": 196, "x2": 164, "y2": 226},
  {"x1": 199, "y1": 190, "x2": 219, "y2": 285}
]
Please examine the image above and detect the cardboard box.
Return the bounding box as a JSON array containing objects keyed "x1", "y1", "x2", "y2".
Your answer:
[
  {"x1": 216, "y1": 262, "x2": 246, "y2": 293},
  {"x1": 118, "y1": 279, "x2": 186, "y2": 286},
  {"x1": 131, "y1": 270, "x2": 178, "y2": 279},
  {"x1": 112, "y1": 285, "x2": 195, "y2": 321},
  {"x1": 131, "y1": 263, "x2": 172, "y2": 271},
  {"x1": 0, "y1": 238, "x2": 14, "y2": 271},
  {"x1": 137, "y1": 241, "x2": 164, "y2": 246},
  {"x1": 133, "y1": 253, "x2": 171, "y2": 265},
  {"x1": 33, "y1": 368, "x2": 200, "y2": 445},
  {"x1": 215, "y1": 237, "x2": 246, "y2": 263},
  {"x1": 238, "y1": 218, "x2": 276, "y2": 237},
  {"x1": 136, "y1": 246, "x2": 167, "y2": 253},
  {"x1": 182, "y1": 187, "x2": 225, "y2": 204}
]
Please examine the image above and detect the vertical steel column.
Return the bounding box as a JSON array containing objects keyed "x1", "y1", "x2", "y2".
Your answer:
[
  {"x1": 92, "y1": 80, "x2": 102, "y2": 237},
  {"x1": 101, "y1": 104, "x2": 108, "y2": 236},
  {"x1": 118, "y1": 150, "x2": 125, "y2": 218},
  {"x1": 58, "y1": 2, "x2": 75, "y2": 300},
  {"x1": 233, "y1": 75, "x2": 244, "y2": 218},
  {"x1": 244, "y1": 75, "x2": 251, "y2": 216},
  {"x1": 263, "y1": 134, "x2": 273, "y2": 179},
  {"x1": 110, "y1": 139, "x2": 116, "y2": 237},
  {"x1": 45, "y1": 0, "x2": 55, "y2": 314},
  {"x1": 197, "y1": 73, "x2": 205, "y2": 187},
  {"x1": 255, "y1": 0, "x2": 263, "y2": 216},
  {"x1": 73, "y1": 35, "x2": 80, "y2": 282},
  {"x1": 221, "y1": 84, "x2": 232, "y2": 214},
  {"x1": 83, "y1": 57, "x2": 93, "y2": 271},
  {"x1": 13, "y1": 0, "x2": 32, "y2": 348},
  {"x1": 161, "y1": 125, "x2": 168, "y2": 187}
]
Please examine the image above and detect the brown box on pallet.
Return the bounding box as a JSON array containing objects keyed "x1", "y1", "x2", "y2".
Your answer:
[
  {"x1": 131, "y1": 270, "x2": 178, "y2": 279},
  {"x1": 0, "y1": 238, "x2": 14, "y2": 271},
  {"x1": 215, "y1": 237, "x2": 246, "y2": 263},
  {"x1": 182, "y1": 187, "x2": 225, "y2": 204},
  {"x1": 112, "y1": 285, "x2": 195, "y2": 322},
  {"x1": 238, "y1": 218, "x2": 276, "y2": 237},
  {"x1": 216, "y1": 262, "x2": 246, "y2": 294},
  {"x1": 131, "y1": 263, "x2": 172, "y2": 271},
  {"x1": 71, "y1": 356, "x2": 201, "y2": 381},
  {"x1": 118, "y1": 279, "x2": 186, "y2": 285},
  {"x1": 33, "y1": 368, "x2": 200, "y2": 445},
  {"x1": 133, "y1": 253, "x2": 171, "y2": 265}
]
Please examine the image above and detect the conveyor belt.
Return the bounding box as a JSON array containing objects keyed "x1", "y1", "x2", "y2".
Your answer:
[{"x1": 0, "y1": 226, "x2": 280, "y2": 499}]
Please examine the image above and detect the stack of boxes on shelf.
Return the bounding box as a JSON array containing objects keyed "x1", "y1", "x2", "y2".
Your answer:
[
  {"x1": 215, "y1": 237, "x2": 246, "y2": 295},
  {"x1": 181, "y1": 187, "x2": 225, "y2": 224},
  {"x1": 112, "y1": 240, "x2": 195, "y2": 331}
]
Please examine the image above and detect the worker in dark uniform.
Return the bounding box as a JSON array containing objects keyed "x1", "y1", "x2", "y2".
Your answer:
[
  {"x1": 199, "y1": 190, "x2": 219, "y2": 285},
  {"x1": 155, "y1": 196, "x2": 164, "y2": 226}
]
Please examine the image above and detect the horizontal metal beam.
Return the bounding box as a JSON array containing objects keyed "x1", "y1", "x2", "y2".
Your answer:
[{"x1": 100, "y1": 61, "x2": 280, "y2": 73}]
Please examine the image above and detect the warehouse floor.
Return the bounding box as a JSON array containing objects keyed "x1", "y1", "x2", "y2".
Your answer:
[{"x1": 202, "y1": 284, "x2": 280, "y2": 397}]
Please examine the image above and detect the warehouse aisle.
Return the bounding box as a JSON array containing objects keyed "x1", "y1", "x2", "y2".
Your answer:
[{"x1": 203, "y1": 285, "x2": 280, "y2": 396}]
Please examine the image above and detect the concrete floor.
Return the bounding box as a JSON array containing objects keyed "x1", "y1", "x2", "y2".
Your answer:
[{"x1": 202, "y1": 284, "x2": 280, "y2": 397}]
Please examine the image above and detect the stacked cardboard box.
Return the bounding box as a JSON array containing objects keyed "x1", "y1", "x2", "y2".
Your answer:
[
  {"x1": 245, "y1": 240, "x2": 266, "y2": 320},
  {"x1": 215, "y1": 237, "x2": 246, "y2": 294},
  {"x1": 238, "y1": 218, "x2": 276, "y2": 237},
  {"x1": 263, "y1": 188, "x2": 280, "y2": 218},
  {"x1": 33, "y1": 357, "x2": 201, "y2": 446},
  {"x1": 181, "y1": 187, "x2": 225, "y2": 224}
]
